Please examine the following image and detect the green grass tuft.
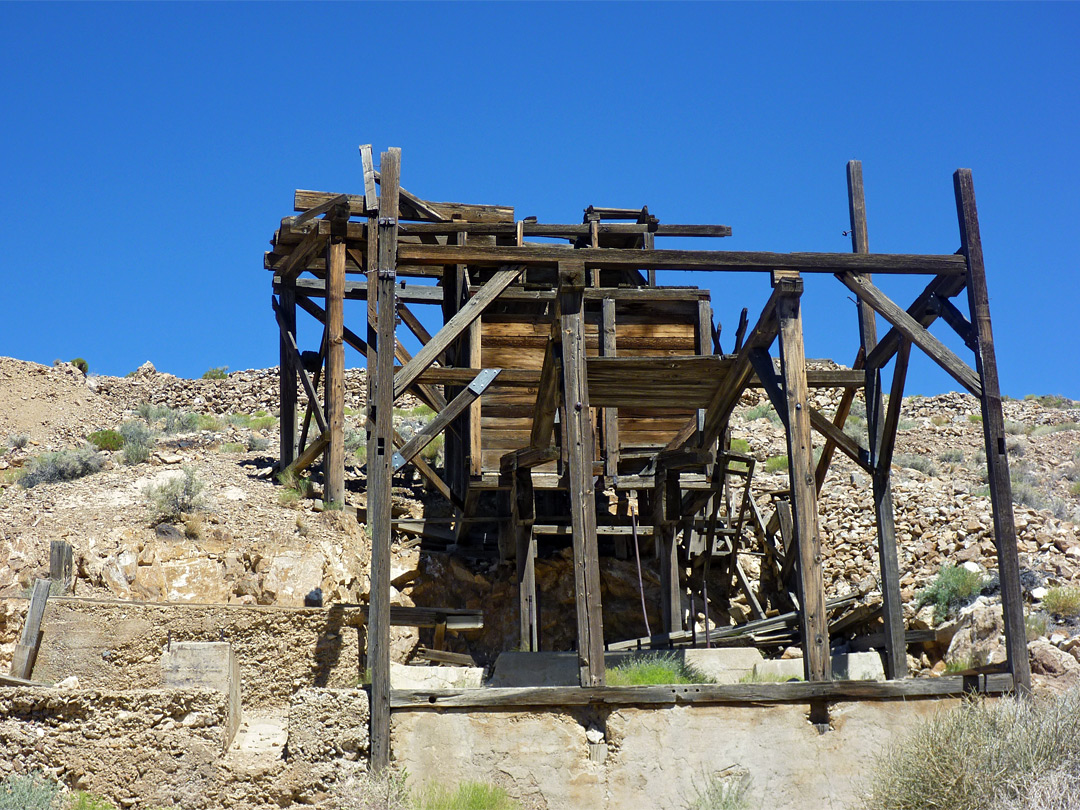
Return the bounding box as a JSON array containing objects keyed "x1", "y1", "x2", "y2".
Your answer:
[
  {"x1": 415, "y1": 781, "x2": 520, "y2": 810},
  {"x1": 69, "y1": 792, "x2": 118, "y2": 810},
  {"x1": 915, "y1": 564, "x2": 987, "y2": 624},
  {"x1": 684, "y1": 768, "x2": 753, "y2": 810},
  {"x1": 764, "y1": 455, "x2": 788, "y2": 473},
  {"x1": 607, "y1": 653, "x2": 711, "y2": 686},
  {"x1": 88, "y1": 428, "x2": 124, "y2": 451},
  {"x1": 895, "y1": 453, "x2": 937, "y2": 476},
  {"x1": 1042, "y1": 586, "x2": 1080, "y2": 618}
]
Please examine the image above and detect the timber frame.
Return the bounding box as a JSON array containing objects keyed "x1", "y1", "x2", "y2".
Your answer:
[{"x1": 268, "y1": 149, "x2": 1028, "y2": 769}]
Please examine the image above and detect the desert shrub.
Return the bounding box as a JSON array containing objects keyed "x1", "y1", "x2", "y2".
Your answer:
[
  {"x1": 745, "y1": 403, "x2": 780, "y2": 424},
  {"x1": 916, "y1": 564, "x2": 987, "y2": 624},
  {"x1": 136, "y1": 402, "x2": 169, "y2": 422},
  {"x1": 860, "y1": 689, "x2": 1080, "y2": 810},
  {"x1": 931, "y1": 415, "x2": 950, "y2": 427},
  {"x1": 939, "y1": 449, "x2": 965, "y2": 464},
  {"x1": 968, "y1": 413, "x2": 983, "y2": 423},
  {"x1": 249, "y1": 416, "x2": 275, "y2": 431},
  {"x1": 0, "y1": 771, "x2": 61, "y2": 810},
  {"x1": 1025, "y1": 611, "x2": 1049, "y2": 641},
  {"x1": 1071, "y1": 482, "x2": 1080, "y2": 497},
  {"x1": 844, "y1": 414, "x2": 868, "y2": 444},
  {"x1": 729, "y1": 438, "x2": 750, "y2": 454},
  {"x1": 607, "y1": 653, "x2": 710, "y2": 686},
  {"x1": 145, "y1": 467, "x2": 205, "y2": 522},
  {"x1": 163, "y1": 409, "x2": 198, "y2": 435},
  {"x1": 895, "y1": 453, "x2": 937, "y2": 476},
  {"x1": 1042, "y1": 586, "x2": 1080, "y2": 618},
  {"x1": 1006, "y1": 438, "x2": 1026, "y2": 457},
  {"x1": 7, "y1": 432, "x2": 30, "y2": 450},
  {"x1": 201, "y1": 366, "x2": 228, "y2": 380},
  {"x1": 277, "y1": 467, "x2": 313, "y2": 506},
  {"x1": 1005, "y1": 421, "x2": 1028, "y2": 435},
  {"x1": 1024, "y1": 394, "x2": 1077, "y2": 409},
  {"x1": 684, "y1": 768, "x2": 753, "y2": 810},
  {"x1": 898, "y1": 418, "x2": 918, "y2": 431},
  {"x1": 764, "y1": 455, "x2": 788, "y2": 473},
  {"x1": 330, "y1": 768, "x2": 411, "y2": 810},
  {"x1": 220, "y1": 443, "x2": 246, "y2": 454},
  {"x1": 119, "y1": 420, "x2": 155, "y2": 465},
  {"x1": 68, "y1": 792, "x2": 117, "y2": 810},
  {"x1": 1030, "y1": 422, "x2": 1080, "y2": 438},
  {"x1": 88, "y1": 429, "x2": 124, "y2": 451},
  {"x1": 69, "y1": 357, "x2": 89, "y2": 374},
  {"x1": 247, "y1": 434, "x2": 269, "y2": 452},
  {"x1": 415, "y1": 781, "x2": 520, "y2": 810},
  {"x1": 196, "y1": 413, "x2": 223, "y2": 431},
  {"x1": 20, "y1": 445, "x2": 105, "y2": 488}
]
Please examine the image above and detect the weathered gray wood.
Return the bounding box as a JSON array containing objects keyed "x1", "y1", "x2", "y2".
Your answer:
[
  {"x1": 287, "y1": 193, "x2": 349, "y2": 228},
  {"x1": 397, "y1": 303, "x2": 434, "y2": 347},
  {"x1": 389, "y1": 675, "x2": 1013, "y2": 709},
  {"x1": 394, "y1": 266, "x2": 525, "y2": 400},
  {"x1": 955, "y1": 168, "x2": 1031, "y2": 695},
  {"x1": 278, "y1": 285, "x2": 298, "y2": 468},
  {"x1": 775, "y1": 274, "x2": 830, "y2": 682},
  {"x1": 601, "y1": 297, "x2": 619, "y2": 477},
  {"x1": 398, "y1": 221, "x2": 732, "y2": 238},
  {"x1": 807, "y1": 407, "x2": 872, "y2": 474},
  {"x1": 291, "y1": 431, "x2": 329, "y2": 474},
  {"x1": 11, "y1": 579, "x2": 51, "y2": 680},
  {"x1": 847, "y1": 159, "x2": 907, "y2": 681},
  {"x1": 278, "y1": 276, "x2": 444, "y2": 305},
  {"x1": 324, "y1": 237, "x2": 346, "y2": 507},
  {"x1": 528, "y1": 325, "x2": 561, "y2": 449},
  {"x1": 398, "y1": 243, "x2": 968, "y2": 275},
  {"x1": 813, "y1": 349, "x2": 864, "y2": 491},
  {"x1": 50, "y1": 540, "x2": 73, "y2": 594},
  {"x1": 514, "y1": 468, "x2": 538, "y2": 651},
  {"x1": 838, "y1": 272, "x2": 982, "y2": 397},
  {"x1": 559, "y1": 261, "x2": 606, "y2": 687},
  {"x1": 295, "y1": 188, "x2": 513, "y2": 224},
  {"x1": 391, "y1": 369, "x2": 500, "y2": 472},
  {"x1": 359, "y1": 145, "x2": 377, "y2": 213},
  {"x1": 368, "y1": 147, "x2": 401, "y2": 773},
  {"x1": 876, "y1": 340, "x2": 911, "y2": 476}
]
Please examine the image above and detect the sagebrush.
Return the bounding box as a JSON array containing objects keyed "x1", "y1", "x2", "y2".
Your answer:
[
  {"x1": 20, "y1": 445, "x2": 104, "y2": 488},
  {"x1": 0, "y1": 771, "x2": 60, "y2": 810},
  {"x1": 145, "y1": 467, "x2": 205, "y2": 522},
  {"x1": 915, "y1": 564, "x2": 987, "y2": 624}
]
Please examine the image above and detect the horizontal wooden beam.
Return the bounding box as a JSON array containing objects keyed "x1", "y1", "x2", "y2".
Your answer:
[
  {"x1": 398, "y1": 244, "x2": 968, "y2": 275},
  {"x1": 389, "y1": 675, "x2": 1013, "y2": 709},
  {"x1": 490, "y1": 286, "x2": 711, "y2": 302},
  {"x1": 398, "y1": 222, "x2": 732, "y2": 238},
  {"x1": 277, "y1": 276, "x2": 443, "y2": 304},
  {"x1": 295, "y1": 188, "x2": 514, "y2": 224}
]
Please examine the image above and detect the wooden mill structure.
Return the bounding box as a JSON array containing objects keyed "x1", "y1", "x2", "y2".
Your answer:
[{"x1": 267, "y1": 147, "x2": 1028, "y2": 768}]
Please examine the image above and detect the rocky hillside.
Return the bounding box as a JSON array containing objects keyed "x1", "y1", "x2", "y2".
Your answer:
[{"x1": 2, "y1": 356, "x2": 1080, "y2": 688}]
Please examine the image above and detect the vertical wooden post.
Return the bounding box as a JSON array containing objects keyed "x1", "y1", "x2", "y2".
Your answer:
[
  {"x1": 654, "y1": 466, "x2": 682, "y2": 635},
  {"x1": 468, "y1": 313, "x2": 483, "y2": 477},
  {"x1": 324, "y1": 237, "x2": 347, "y2": 507},
  {"x1": 600, "y1": 297, "x2": 619, "y2": 478},
  {"x1": 955, "y1": 168, "x2": 1031, "y2": 694},
  {"x1": 49, "y1": 540, "x2": 73, "y2": 594},
  {"x1": 775, "y1": 272, "x2": 831, "y2": 682},
  {"x1": 514, "y1": 468, "x2": 538, "y2": 651},
  {"x1": 11, "y1": 578, "x2": 50, "y2": 680},
  {"x1": 368, "y1": 147, "x2": 401, "y2": 771},
  {"x1": 558, "y1": 260, "x2": 606, "y2": 686},
  {"x1": 278, "y1": 284, "x2": 298, "y2": 468},
  {"x1": 847, "y1": 160, "x2": 907, "y2": 679}
]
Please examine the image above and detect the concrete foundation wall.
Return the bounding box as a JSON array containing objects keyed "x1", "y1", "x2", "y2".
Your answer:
[{"x1": 393, "y1": 698, "x2": 961, "y2": 810}]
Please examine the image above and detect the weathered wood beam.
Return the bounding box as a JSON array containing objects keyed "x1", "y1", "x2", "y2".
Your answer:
[
  {"x1": 848, "y1": 159, "x2": 907, "y2": 681},
  {"x1": 529, "y1": 325, "x2": 562, "y2": 449},
  {"x1": 838, "y1": 272, "x2": 982, "y2": 397},
  {"x1": 286, "y1": 193, "x2": 349, "y2": 228},
  {"x1": 807, "y1": 407, "x2": 872, "y2": 474},
  {"x1": 324, "y1": 237, "x2": 346, "y2": 507},
  {"x1": 601, "y1": 297, "x2": 619, "y2": 477},
  {"x1": 397, "y1": 303, "x2": 434, "y2": 347},
  {"x1": 391, "y1": 369, "x2": 500, "y2": 473},
  {"x1": 500, "y1": 445, "x2": 559, "y2": 472},
  {"x1": 359, "y1": 144, "x2": 378, "y2": 212},
  {"x1": 393, "y1": 266, "x2": 525, "y2": 400},
  {"x1": 813, "y1": 349, "x2": 865, "y2": 491},
  {"x1": 368, "y1": 147, "x2": 400, "y2": 773},
  {"x1": 294, "y1": 189, "x2": 514, "y2": 224},
  {"x1": 277, "y1": 286, "x2": 298, "y2": 468},
  {"x1": 558, "y1": 261, "x2": 606, "y2": 687},
  {"x1": 875, "y1": 340, "x2": 911, "y2": 476},
  {"x1": 514, "y1": 468, "x2": 538, "y2": 651},
  {"x1": 11, "y1": 579, "x2": 50, "y2": 680},
  {"x1": 290, "y1": 431, "x2": 329, "y2": 474},
  {"x1": 398, "y1": 243, "x2": 968, "y2": 275},
  {"x1": 955, "y1": 168, "x2": 1031, "y2": 694},
  {"x1": 398, "y1": 222, "x2": 732, "y2": 238},
  {"x1": 278, "y1": 276, "x2": 443, "y2": 305},
  {"x1": 865, "y1": 273, "x2": 967, "y2": 371},
  {"x1": 774, "y1": 273, "x2": 830, "y2": 682}
]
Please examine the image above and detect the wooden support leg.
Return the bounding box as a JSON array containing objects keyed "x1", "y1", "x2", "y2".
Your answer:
[
  {"x1": 558, "y1": 261, "x2": 605, "y2": 686},
  {"x1": 775, "y1": 273, "x2": 831, "y2": 682},
  {"x1": 368, "y1": 147, "x2": 401, "y2": 772},
  {"x1": 278, "y1": 284, "x2": 298, "y2": 468},
  {"x1": 50, "y1": 540, "x2": 73, "y2": 595},
  {"x1": 654, "y1": 467, "x2": 682, "y2": 635},
  {"x1": 324, "y1": 237, "x2": 346, "y2": 506},
  {"x1": 955, "y1": 169, "x2": 1032, "y2": 694},
  {"x1": 847, "y1": 160, "x2": 907, "y2": 680},
  {"x1": 514, "y1": 468, "x2": 538, "y2": 651}
]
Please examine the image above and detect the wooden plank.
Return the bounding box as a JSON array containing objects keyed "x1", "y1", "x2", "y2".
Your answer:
[
  {"x1": 601, "y1": 297, "x2": 619, "y2": 477},
  {"x1": 273, "y1": 229, "x2": 326, "y2": 283},
  {"x1": 279, "y1": 276, "x2": 443, "y2": 305},
  {"x1": 389, "y1": 675, "x2": 1013, "y2": 709},
  {"x1": 501, "y1": 445, "x2": 559, "y2": 471},
  {"x1": 295, "y1": 188, "x2": 513, "y2": 224},
  {"x1": 277, "y1": 285, "x2": 298, "y2": 468},
  {"x1": 291, "y1": 431, "x2": 329, "y2": 473},
  {"x1": 11, "y1": 579, "x2": 51, "y2": 680},
  {"x1": 399, "y1": 222, "x2": 732, "y2": 238},
  {"x1": 287, "y1": 193, "x2": 349, "y2": 228},
  {"x1": 515, "y1": 468, "x2": 538, "y2": 651},
  {"x1": 398, "y1": 243, "x2": 969, "y2": 275},
  {"x1": 808, "y1": 407, "x2": 872, "y2": 474},
  {"x1": 528, "y1": 325, "x2": 561, "y2": 448},
  {"x1": 955, "y1": 168, "x2": 1031, "y2": 694},
  {"x1": 468, "y1": 315, "x2": 482, "y2": 478},
  {"x1": 324, "y1": 238, "x2": 346, "y2": 506},
  {"x1": 559, "y1": 262, "x2": 606, "y2": 687},
  {"x1": 664, "y1": 291, "x2": 782, "y2": 452},
  {"x1": 394, "y1": 266, "x2": 525, "y2": 399},
  {"x1": 391, "y1": 370, "x2": 500, "y2": 472},
  {"x1": 847, "y1": 159, "x2": 907, "y2": 681},
  {"x1": 415, "y1": 648, "x2": 478, "y2": 667},
  {"x1": 654, "y1": 466, "x2": 682, "y2": 635},
  {"x1": 49, "y1": 540, "x2": 73, "y2": 594},
  {"x1": 359, "y1": 144, "x2": 377, "y2": 213},
  {"x1": 367, "y1": 147, "x2": 400, "y2": 773},
  {"x1": 838, "y1": 272, "x2": 982, "y2": 397},
  {"x1": 775, "y1": 275, "x2": 830, "y2": 682},
  {"x1": 876, "y1": 340, "x2": 911, "y2": 476}
]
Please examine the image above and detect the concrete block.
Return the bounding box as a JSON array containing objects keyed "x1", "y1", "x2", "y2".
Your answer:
[
  {"x1": 682, "y1": 648, "x2": 764, "y2": 684},
  {"x1": 832, "y1": 651, "x2": 886, "y2": 681},
  {"x1": 161, "y1": 642, "x2": 240, "y2": 746},
  {"x1": 753, "y1": 658, "x2": 806, "y2": 681},
  {"x1": 390, "y1": 662, "x2": 485, "y2": 689}
]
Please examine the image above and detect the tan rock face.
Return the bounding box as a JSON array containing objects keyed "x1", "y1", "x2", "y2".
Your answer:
[
  {"x1": 160, "y1": 558, "x2": 230, "y2": 604},
  {"x1": 261, "y1": 551, "x2": 324, "y2": 607}
]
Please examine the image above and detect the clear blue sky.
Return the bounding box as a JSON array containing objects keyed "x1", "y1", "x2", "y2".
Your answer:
[{"x1": 1, "y1": 2, "x2": 1076, "y2": 397}]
